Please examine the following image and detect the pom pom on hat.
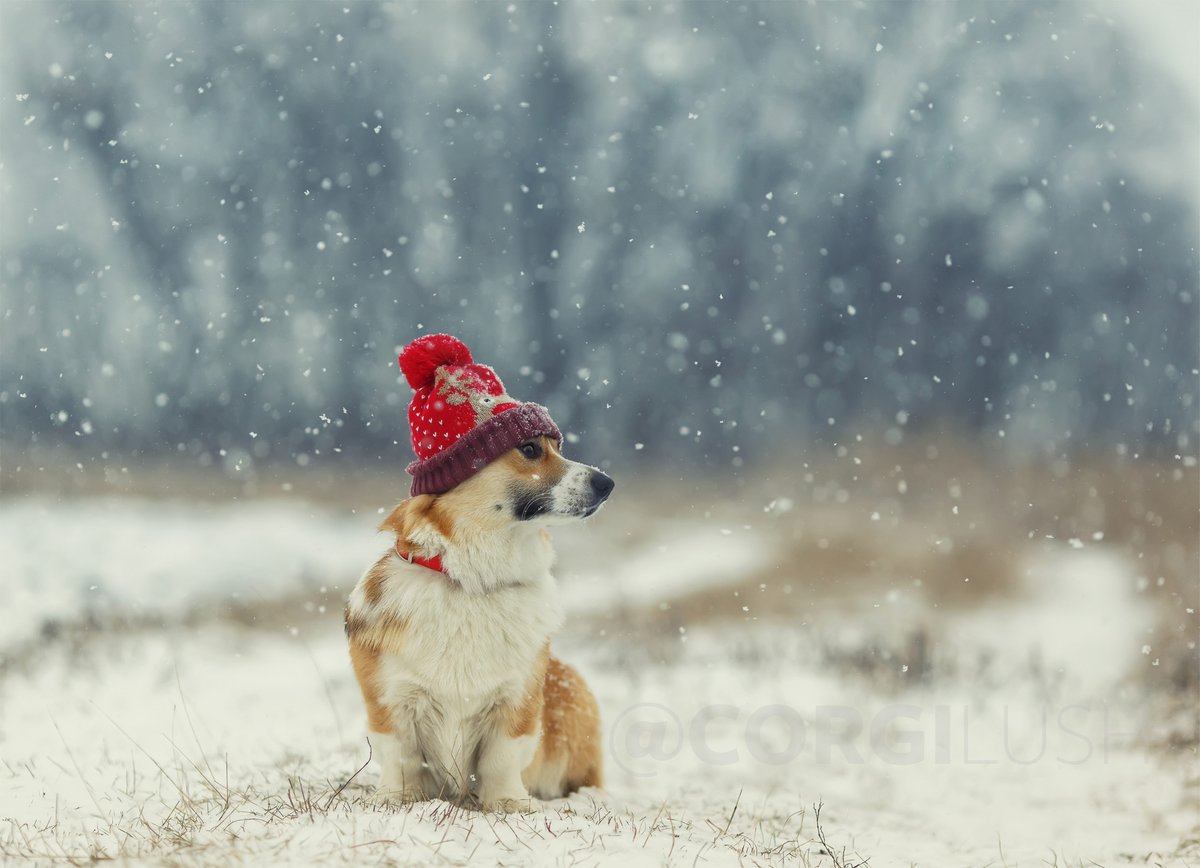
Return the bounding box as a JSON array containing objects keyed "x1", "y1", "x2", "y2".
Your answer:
[
  {"x1": 396, "y1": 333, "x2": 562, "y2": 495},
  {"x1": 399, "y1": 333, "x2": 474, "y2": 390}
]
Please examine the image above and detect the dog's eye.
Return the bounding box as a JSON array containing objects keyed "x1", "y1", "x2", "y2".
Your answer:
[{"x1": 518, "y1": 441, "x2": 542, "y2": 460}]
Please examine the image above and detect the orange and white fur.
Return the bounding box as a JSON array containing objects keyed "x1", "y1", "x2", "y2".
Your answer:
[{"x1": 345, "y1": 435, "x2": 612, "y2": 812}]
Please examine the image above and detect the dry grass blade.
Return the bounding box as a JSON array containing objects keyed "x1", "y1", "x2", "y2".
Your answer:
[
  {"x1": 813, "y1": 801, "x2": 869, "y2": 868},
  {"x1": 323, "y1": 739, "x2": 373, "y2": 811}
]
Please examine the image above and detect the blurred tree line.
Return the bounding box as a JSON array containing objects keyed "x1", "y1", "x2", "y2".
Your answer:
[{"x1": 1, "y1": 0, "x2": 1196, "y2": 469}]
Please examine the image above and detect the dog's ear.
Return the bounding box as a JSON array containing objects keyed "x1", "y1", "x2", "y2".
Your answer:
[
  {"x1": 378, "y1": 501, "x2": 406, "y2": 536},
  {"x1": 379, "y1": 494, "x2": 427, "y2": 535},
  {"x1": 379, "y1": 495, "x2": 444, "y2": 539}
]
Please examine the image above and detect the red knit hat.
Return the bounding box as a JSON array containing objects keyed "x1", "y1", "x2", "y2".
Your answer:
[{"x1": 399, "y1": 334, "x2": 561, "y2": 495}]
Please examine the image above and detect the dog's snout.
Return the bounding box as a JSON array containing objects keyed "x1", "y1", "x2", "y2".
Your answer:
[{"x1": 589, "y1": 471, "x2": 615, "y2": 499}]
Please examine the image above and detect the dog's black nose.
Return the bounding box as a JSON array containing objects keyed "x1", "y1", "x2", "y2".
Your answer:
[{"x1": 589, "y1": 471, "x2": 615, "y2": 499}]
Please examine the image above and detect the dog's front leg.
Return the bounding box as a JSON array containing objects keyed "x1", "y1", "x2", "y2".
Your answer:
[
  {"x1": 371, "y1": 707, "x2": 427, "y2": 804},
  {"x1": 476, "y1": 726, "x2": 539, "y2": 813}
]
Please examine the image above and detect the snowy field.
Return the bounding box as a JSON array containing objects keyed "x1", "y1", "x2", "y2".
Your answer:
[{"x1": 1, "y1": 493, "x2": 1196, "y2": 866}]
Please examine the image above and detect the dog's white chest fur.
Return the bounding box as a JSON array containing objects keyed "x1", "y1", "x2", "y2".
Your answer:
[
  {"x1": 364, "y1": 558, "x2": 564, "y2": 793},
  {"x1": 375, "y1": 562, "x2": 563, "y2": 696}
]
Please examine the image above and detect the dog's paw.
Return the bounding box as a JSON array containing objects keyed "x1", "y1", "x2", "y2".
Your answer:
[
  {"x1": 479, "y1": 791, "x2": 540, "y2": 814},
  {"x1": 372, "y1": 785, "x2": 427, "y2": 806}
]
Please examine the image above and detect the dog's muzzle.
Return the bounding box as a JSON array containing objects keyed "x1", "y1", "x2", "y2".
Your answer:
[{"x1": 585, "y1": 471, "x2": 614, "y2": 515}]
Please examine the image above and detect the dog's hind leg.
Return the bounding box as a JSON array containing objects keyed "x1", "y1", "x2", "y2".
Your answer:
[{"x1": 535, "y1": 656, "x2": 603, "y2": 796}]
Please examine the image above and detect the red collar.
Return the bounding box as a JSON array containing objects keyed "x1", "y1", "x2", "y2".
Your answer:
[{"x1": 394, "y1": 539, "x2": 447, "y2": 577}]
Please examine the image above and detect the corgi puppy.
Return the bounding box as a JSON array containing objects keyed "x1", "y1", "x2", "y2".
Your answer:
[{"x1": 345, "y1": 434, "x2": 613, "y2": 812}]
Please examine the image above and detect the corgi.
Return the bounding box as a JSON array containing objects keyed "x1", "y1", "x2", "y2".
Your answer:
[{"x1": 345, "y1": 434, "x2": 613, "y2": 812}]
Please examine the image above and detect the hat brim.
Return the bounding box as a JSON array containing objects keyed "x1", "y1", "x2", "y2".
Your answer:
[{"x1": 405, "y1": 402, "x2": 562, "y2": 496}]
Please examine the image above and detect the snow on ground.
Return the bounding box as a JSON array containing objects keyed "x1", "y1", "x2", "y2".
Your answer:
[
  {"x1": 0, "y1": 497, "x2": 1196, "y2": 865},
  {"x1": 0, "y1": 496, "x2": 379, "y2": 650},
  {"x1": 1, "y1": 622, "x2": 1192, "y2": 866},
  {"x1": 562, "y1": 521, "x2": 778, "y2": 615},
  {"x1": 946, "y1": 545, "x2": 1160, "y2": 697}
]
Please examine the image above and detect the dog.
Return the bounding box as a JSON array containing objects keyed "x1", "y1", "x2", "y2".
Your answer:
[{"x1": 345, "y1": 432, "x2": 614, "y2": 812}]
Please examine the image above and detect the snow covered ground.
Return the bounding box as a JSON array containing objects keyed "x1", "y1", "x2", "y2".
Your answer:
[
  {"x1": 0, "y1": 497, "x2": 380, "y2": 651},
  {"x1": 1, "y1": 495, "x2": 1196, "y2": 865}
]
